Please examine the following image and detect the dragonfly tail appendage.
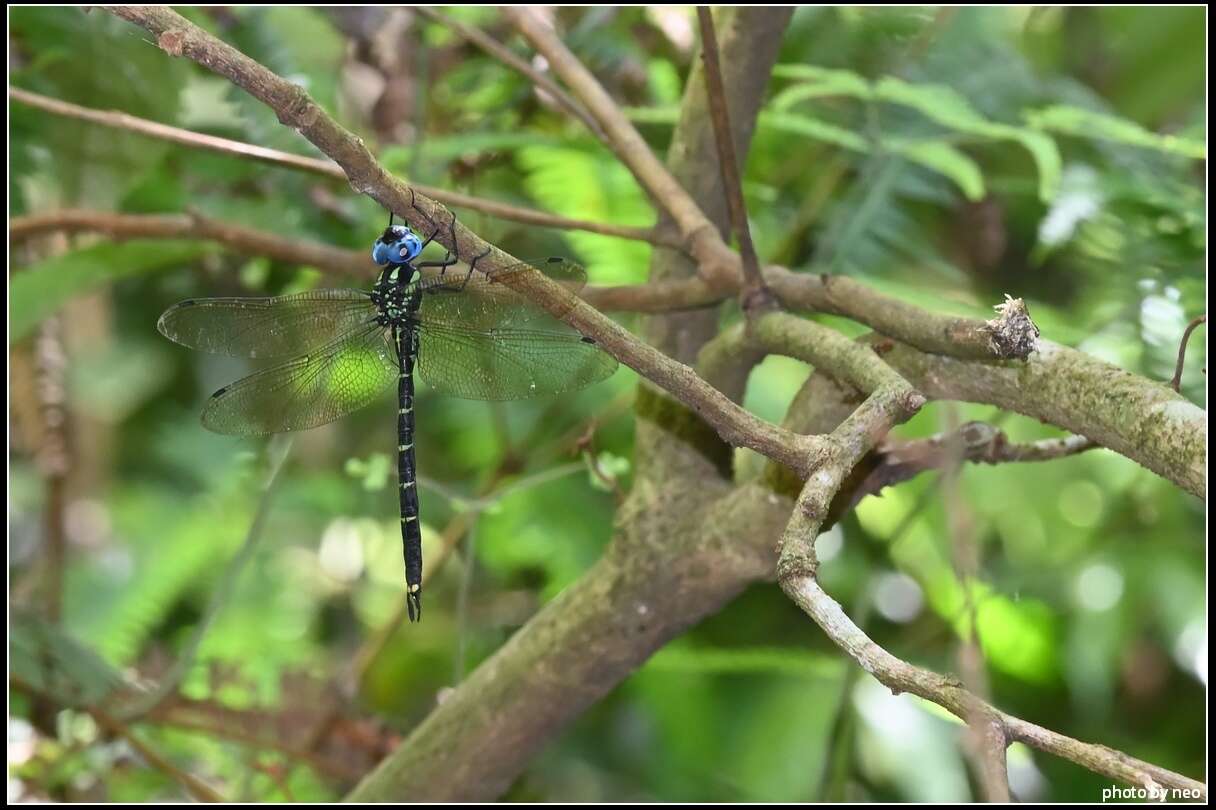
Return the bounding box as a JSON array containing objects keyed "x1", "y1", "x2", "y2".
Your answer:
[{"x1": 407, "y1": 589, "x2": 422, "y2": 624}]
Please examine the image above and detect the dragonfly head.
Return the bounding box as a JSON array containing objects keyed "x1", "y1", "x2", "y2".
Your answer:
[{"x1": 372, "y1": 224, "x2": 423, "y2": 266}]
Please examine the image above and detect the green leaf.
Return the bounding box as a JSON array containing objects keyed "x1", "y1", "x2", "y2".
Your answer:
[
  {"x1": 770, "y1": 65, "x2": 1062, "y2": 201},
  {"x1": 872, "y1": 77, "x2": 1061, "y2": 202},
  {"x1": 888, "y1": 139, "x2": 986, "y2": 201},
  {"x1": 1026, "y1": 104, "x2": 1206, "y2": 159},
  {"x1": 771, "y1": 65, "x2": 872, "y2": 102},
  {"x1": 725, "y1": 109, "x2": 988, "y2": 200},
  {"x1": 516, "y1": 145, "x2": 652, "y2": 284},
  {"x1": 761, "y1": 111, "x2": 868, "y2": 152},
  {"x1": 9, "y1": 241, "x2": 209, "y2": 343}
]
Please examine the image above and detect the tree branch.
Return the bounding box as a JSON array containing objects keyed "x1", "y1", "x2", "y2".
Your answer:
[
  {"x1": 503, "y1": 7, "x2": 740, "y2": 283},
  {"x1": 12, "y1": 210, "x2": 703, "y2": 310},
  {"x1": 1171, "y1": 314, "x2": 1206, "y2": 392},
  {"x1": 27, "y1": 208, "x2": 1187, "y2": 498},
  {"x1": 411, "y1": 7, "x2": 607, "y2": 142},
  {"x1": 835, "y1": 422, "x2": 1096, "y2": 514},
  {"x1": 881, "y1": 339, "x2": 1206, "y2": 498},
  {"x1": 694, "y1": 6, "x2": 771, "y2": 313},
  {"x1": 10, "y1": 85, "x2": 340, "y2": 175},
  {"x1": 968, "y1": 713, "x2": 1012, "y2": 802},
  {"x1": 575, "y1": 265, "x2": 1045, "y2": 361},
  {"x1": 9, "y1": 86, "x2": 674, "y2": 247},
  {"x1": 766, "y1": 268, "x2": 1040, "y2": 361},
  {"x1": 582, "y1": 275, "x2": 722, "y2": 313}
]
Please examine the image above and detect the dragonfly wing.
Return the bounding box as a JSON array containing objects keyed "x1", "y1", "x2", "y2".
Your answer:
[
  {"x1": 416, "y1": 257, "x2": 587, "y2": 329},
  {"x1": 158, "y1": 289, "x2": 375, "y2": 358},
  {"x1": 415, "y1": 321, "x2": 617, "y2": 401},
  {"x1": 201, "y1": 322, "x2": 396, "y2": 435}
]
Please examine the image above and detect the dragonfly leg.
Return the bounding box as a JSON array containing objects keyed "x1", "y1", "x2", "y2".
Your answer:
[
  {"x1": 417, "y1": 211, "x2": 460, "y2": 278},
  {"x1": 456, "y1": 247, "x2": 494, "y2": 292},
  {"x1": 407, "y1": 187, "x2": 424, "y2": 222},
  {"x1": 419, "y1": 209, "x2": 455, "y2": 249},
  {"x1": 415, "y1": 257, "x2": 459, "y2": 271},
  {"x1": 405, "y1": 187, "x2": 437, "y2": 231}
]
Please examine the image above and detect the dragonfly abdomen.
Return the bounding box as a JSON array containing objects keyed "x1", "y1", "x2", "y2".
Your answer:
[{"x1": 394, "y1": 325, "x2": 424, "y2": 622}]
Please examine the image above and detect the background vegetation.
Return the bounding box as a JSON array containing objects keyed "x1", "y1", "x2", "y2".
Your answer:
[{"x1": 9, "y1": 6, "x2": 1206, "y2": 802}]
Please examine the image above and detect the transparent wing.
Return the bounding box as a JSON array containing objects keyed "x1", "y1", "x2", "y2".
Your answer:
[
  {"x1": 158, "y1": 289, "x2": 375, "y2": 359},
  {"x1": 201, "y1": 321, "x2": 396, "y2": 435},
  {"x1": 415, "y1": 257, "x2": 586, "y2": 331},
  {"x1": 416, "y1": 321, "x2": 617, "y2": 401}
]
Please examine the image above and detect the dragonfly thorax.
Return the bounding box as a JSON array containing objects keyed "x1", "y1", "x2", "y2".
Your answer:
[{"x1": 370, "y1": 272, "x2": 423, "y2": 328}]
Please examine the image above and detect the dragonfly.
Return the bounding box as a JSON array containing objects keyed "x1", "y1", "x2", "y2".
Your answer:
[{"x1": 158, "y1": 212, "x2": 617, "y2": 622}]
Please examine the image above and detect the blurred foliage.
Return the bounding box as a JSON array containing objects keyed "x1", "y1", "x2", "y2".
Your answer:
[{"x1": 8, "y1": 6, "x2": 1206, "y2": 803}]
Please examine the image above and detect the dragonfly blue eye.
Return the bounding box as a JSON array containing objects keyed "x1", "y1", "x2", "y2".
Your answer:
[
  {"x1": 401, "y1": 234, "x2": 422, "y2": 260},
  {"x1": 372, "y1": 226, "x2": 423, "y2": 265}
]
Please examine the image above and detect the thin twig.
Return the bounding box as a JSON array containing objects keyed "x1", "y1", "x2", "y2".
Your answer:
[
  {"x1": 143, "y1": 689, "x2": 393, "y2": 782},
  {"x1": 11, "y1": 85, "x2": 341, "y2": 175},
  {"x1": 412, "y1": 7, "x2": 606, "y2": 142},
  {"x1": 11, "y1": 209, "x2": 366, "y2": 275},
  {"x1": 839, "y1": 421, "x2": 1096, "y2": 511},
  {"x1": 88, "y1": 706, "x2": 227, "y2": 802},
  {"x1": 876, "y1": 338, "x2": 1204, "y2": 499},
  {"x1": 580, "y1": 276, "x2": 723, "y2": 312},
  {"x1": 345, "y1": 512, "x2": 472, "y2": 688},
  {"x1": 589, "y1": 265, "x2": 1041, "y2": 361},
  {"x1": 1171, "y1": 314, "x2": 1206, "y2": 392},
  {"x1": 9, "y1": 86, "x2": 672, "y2": 247},
  {"x1": 418, "y1": 461, "x2": 584, "y2": 514},
  {"x1": 695, "y1": 7, "x2": 771, "y2": 315}
]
